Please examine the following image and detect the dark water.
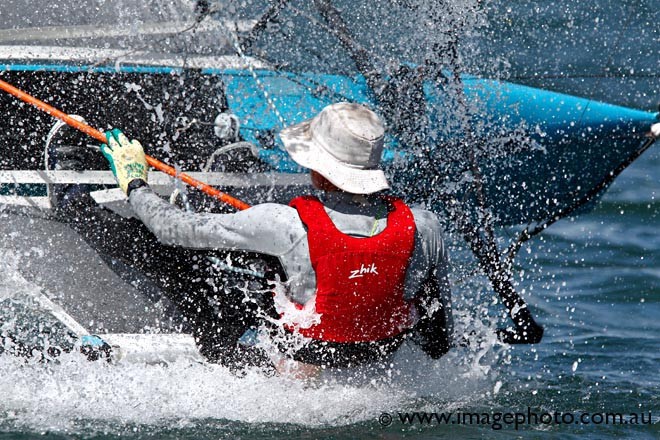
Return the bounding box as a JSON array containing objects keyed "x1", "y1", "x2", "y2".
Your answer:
[{"x1": 1, "y1": 0, "x2": 659, "y2": 439}]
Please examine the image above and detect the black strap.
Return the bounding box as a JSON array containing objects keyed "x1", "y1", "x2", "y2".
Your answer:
[{"x1": 126, "y1": 178, "x2": 148, "y2": 196}]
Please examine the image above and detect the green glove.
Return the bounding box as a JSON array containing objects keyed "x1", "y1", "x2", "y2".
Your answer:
[{"x1": 100, "y1": 129, "x2": 148, "y2": 194}]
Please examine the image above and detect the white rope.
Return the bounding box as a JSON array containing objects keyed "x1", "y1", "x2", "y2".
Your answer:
[
  {"x1": 44, "y1": 115, "x2": 88, "y2": 170},
  {"x1": 202, "y1": 142, "x2": 258, "y2": 172}
]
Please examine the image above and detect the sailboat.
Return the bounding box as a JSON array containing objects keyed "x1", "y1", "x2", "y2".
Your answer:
[{"x1": 0, "y1": 0, "x2": 657, "y2": 364}]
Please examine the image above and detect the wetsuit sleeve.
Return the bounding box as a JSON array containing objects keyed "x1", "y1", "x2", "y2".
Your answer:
[
  {"x1": 411, "y1": 215, "x2": 454, "y2": 359},
  {"x1": 127, "y1": 186, "x2": 304, "y2": 256}
]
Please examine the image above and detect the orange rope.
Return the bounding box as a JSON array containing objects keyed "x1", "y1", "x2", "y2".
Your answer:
[{"x1": 0, "y1": 78, "x2": 251, "y2": 211}]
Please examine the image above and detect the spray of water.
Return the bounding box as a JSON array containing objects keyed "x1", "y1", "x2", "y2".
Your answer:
[
  {"x1": 0, "y1": 235, "x2": 509, "y2": 433},
  {"x1": 0, "y1": 0, "x2": 524, "y2": 435}
]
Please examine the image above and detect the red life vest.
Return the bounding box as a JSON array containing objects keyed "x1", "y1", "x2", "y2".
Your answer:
[{"x1": 288, "y1": 195, "x2": 416, "y2": 343}]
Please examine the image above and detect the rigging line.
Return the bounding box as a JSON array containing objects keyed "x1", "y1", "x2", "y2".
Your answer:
[
  {"x1": 575, "y1": 4, "x2": 637, "y2": 126},
  {"x1": 224, "y1": 21, "x2": 288, "y2": 129},
  {"x1": 195, "y1": 0, "x2": 211, "y2": 20},
  {"x1": 287, "y1": 5, "x2": 393, "y2": 74},
  {"x1": 441, "y1": 187, "x2": 544, "y2": 343},
  {"x1": 440, "y1": 30, "x2": 500, "y2": 260},
  {"x1": 312, "y1": 0, "x2": 383, "y2": 91},
  {"x1": 241, "y1": 0, "x2": 291, "y2": 51},
  {"x1": 283, "y1": 71, "x2": 355, "y2": 103},
  {"x1": 595, "y1": 3, "x2": 637, "y2": 93},
  {"x1": 434, "y1": 2, "x2": 543, "y2": 343},
  {"x1": 288, "y1": 2, "x2": 447, "y2": 97}
]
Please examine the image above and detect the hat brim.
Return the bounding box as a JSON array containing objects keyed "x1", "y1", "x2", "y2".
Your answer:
[{"x1": 279, "y1": 119, "x2": 390, "y2": 194}]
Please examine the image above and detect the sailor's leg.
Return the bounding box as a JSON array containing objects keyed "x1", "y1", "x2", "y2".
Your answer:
[
  {"x1": 58, "y1": 196, "x2": 275, "y2": 369},
  {"x1": 55, "y1": 195, "x2": 241, "y2": 364},
  {"x1": 192, "y1": 251, "x2": 280, "y2": 370}
]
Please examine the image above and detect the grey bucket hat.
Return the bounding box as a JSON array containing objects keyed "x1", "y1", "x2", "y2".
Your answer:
[{"x1": 279, "y1": 102, "x2": 390, "y2": 194}]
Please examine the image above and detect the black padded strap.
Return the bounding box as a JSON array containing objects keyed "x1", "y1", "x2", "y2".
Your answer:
[{"x1": 126, "y1": 178, "x2": 148, "y2": 196}]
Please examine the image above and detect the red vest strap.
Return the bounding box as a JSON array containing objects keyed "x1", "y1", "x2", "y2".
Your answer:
[{"x1": 288, "y1": 195, "x2": 416, "y2": 343}]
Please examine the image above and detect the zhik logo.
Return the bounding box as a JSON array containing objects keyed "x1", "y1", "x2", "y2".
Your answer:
[{"x1": 349, "y1": 263, "x2": 379, "y2": 279}]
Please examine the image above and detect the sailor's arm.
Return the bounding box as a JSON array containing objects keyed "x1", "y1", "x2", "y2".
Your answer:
[
  {"x1": 127, "y1": 184, "x2": 303, "y2": 255},
  {"x1": 413, "y1": 242, "x2": 453, "y2": 358},
  {"x1": 99, "y1": 129, "x2": 303, "y2": 256},
  {"x1": 408, "y1": 211, "x2": 454, "y2": 358}
]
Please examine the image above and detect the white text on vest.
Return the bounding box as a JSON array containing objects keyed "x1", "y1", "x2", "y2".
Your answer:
[{"x1": 348, "y1": 263, "x2": 379, "y2": 279}]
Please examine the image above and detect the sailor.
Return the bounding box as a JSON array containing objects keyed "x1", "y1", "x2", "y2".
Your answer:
[{"x1": 97, "y1": 102, "x2": 453, "y2": 371}]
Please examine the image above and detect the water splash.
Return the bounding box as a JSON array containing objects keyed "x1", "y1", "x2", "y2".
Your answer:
[
  {"x1": 0, "y1": 0, "x2": 519, "y2": 436},
  {"x1": 0, "y1": 243, "x2": 508, "y2": 435},
  {"x1": 0, "y1": 343, "x2": 503, "y2": 434}
]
